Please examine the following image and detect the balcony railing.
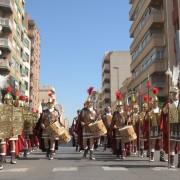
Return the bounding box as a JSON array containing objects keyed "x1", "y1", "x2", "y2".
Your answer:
[
  {"x1": 0, "y1": 0, "x2": 13, "y2": 12},
  {"x1": 0, "y1": 18, "x2": 12, "y2": 31},
  {"x1": 129, "y1": 0, "x2": 141, "y2": 20},
  {"x1": 0, "y1": 38, "x2": 12, "y2": 50},
  {"x1": 0, "y1": 59, "x2": 10, "y2": 72},
  {"x1": 130, "y1": 8, "x2": 164, "y2": 37}
]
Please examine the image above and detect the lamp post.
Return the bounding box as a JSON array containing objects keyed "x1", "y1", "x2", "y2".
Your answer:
[{"x1": 113, "y1": 66, "x2": 120, "y2": 90}]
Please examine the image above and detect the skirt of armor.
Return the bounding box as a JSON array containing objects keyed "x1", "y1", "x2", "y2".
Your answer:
[
  {"x1": 9, "y1": 135, "x2": 18, "y2": 141},
  {"x1": 83, "y1": 127, "x2": 95, "y2": 139},
  {"x1": 170, "y1": 123, "x2": 180, "y2": 141},
  {"x1": 41, "y1": 129, "x2": 51, "y2": 139},
  {"x1": 150, "y1": 126, "x2": 161, "y2": 139},
  {"x1": 115, "y1": 129, "x2": 122, "y2": 140}
]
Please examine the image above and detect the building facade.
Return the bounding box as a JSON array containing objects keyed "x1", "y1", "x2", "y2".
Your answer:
[
  {"x1": 0, "y1": 0, "x2": 31, "y2": 97},
  {"x1": 102, "y1": 51, "x2": 131, "y2": 110},
  {"x1": 129, "y1": 0, "x2": 180, "y2": 100},
  {"x1": 28, "y1": 18, "x2": 40, "y2": 110},
  {"x1": 39, "y1": 85, "x2": 56, "y2": 105}
]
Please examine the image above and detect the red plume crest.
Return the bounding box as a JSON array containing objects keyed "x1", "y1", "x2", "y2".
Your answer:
[
  {"x1": 87, "y1": 87, "x2": 94, "y2": 96},
  {"x1": 143, "y1": 95, "x2": 149, "y2": 103},
  {"x1": 116, "y1": 90, "x2": 123, "y2": 100},
  {"x1": 152, "y1": 87, "x2": 159, "y2": 95},
  {"x1": 6, "y1": 86, "x2": 13, "y2": 93},
  {"x1": 19, "y1": 95, "x2": 26, "y2": 101}
]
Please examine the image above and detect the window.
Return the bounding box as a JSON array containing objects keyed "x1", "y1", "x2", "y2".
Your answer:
[
  {"x1": 24, "y1": 38, "x2": 30, "y2": 49},
  {"x1": 25, "y1": 81, "x2": 28, "y2": 91}
]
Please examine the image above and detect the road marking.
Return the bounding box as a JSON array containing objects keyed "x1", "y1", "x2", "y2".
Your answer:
[
  {"x1": 152, "y1": 167, "x2": 178, "y2": 171},
  {"x1": 102, "y1": 166, "x2": 128, "y2": 171},
  {"x1": 52, "y1": 167, "x2": 78, "y2": 172},
  {"x1": 0, "y1": 168, "x2": 29, "y2": 173}
]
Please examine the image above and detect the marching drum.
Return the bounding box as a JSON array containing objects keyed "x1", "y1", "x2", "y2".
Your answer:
[
  {"x1": 88, "y1": 119, "x2": 107, "y2": 136},
  {"x1": 46, "y1": 121, "x2": 71, "y2": 143},
  {"x1": 58, "y1": 129, "x2": 71, "y2": 144},
  {"x1": 118, "y1": 125, "x2": 137, "y2": 143}
]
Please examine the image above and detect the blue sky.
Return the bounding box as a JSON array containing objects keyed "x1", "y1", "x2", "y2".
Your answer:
[{"x1": 26, "y1": 0, "x2": 131, "y2": 122}]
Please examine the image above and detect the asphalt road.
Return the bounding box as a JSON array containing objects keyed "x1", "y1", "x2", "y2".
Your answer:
[{"x1": 0, "y1": 146, "x2": 180, "y2": 180}]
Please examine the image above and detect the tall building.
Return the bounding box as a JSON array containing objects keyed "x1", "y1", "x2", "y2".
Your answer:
[
  {"x1": 28, "y1": 18, "x2": 40, "y2": 110},
  {"x1": 0, "y1": 0, "x2": 31, "y2": 98},
  {"x1": 129, "y1": 0, "x2": 180, "y2": 100},
  {"x1": 102, "y1": 51, "x2": 131, "y2": 110}
]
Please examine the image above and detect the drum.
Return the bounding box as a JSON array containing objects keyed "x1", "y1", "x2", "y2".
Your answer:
[
  {"x1": 118, "y1": 125, "x2": 137, "y2": 143},
  {"x1": 88, "y1": 119, "x2": 107, "y2": 136},
  {"x1": 59, "y1": 129, "x2": 71, "y2": 144},
  {"x1": 46, "y1": 121, "x2": 71, "y2": 143}
]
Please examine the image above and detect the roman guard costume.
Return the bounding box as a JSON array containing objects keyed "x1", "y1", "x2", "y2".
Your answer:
[
  {"x1": 149, "y1": 88, "x2": 167, "y2": 162},
  {"x1": 163, "y1": 86, "x2": 180, "y2": 168},
  {"x1": 39, "y1": 96, "x2": 61, "y2": 160},
  {"x1": 79, "y1": 87, "x2": 96, "y2": 160},
  {"x1": 111, "y1": 90, "x2": 126, "y2": 159},
  {"x1": 131, "y1": 103, "x2": 140, "y2": 155},
  {"x1": 102, "y1": 106, "x2": 112, "y2": 151},
  {"x1": 139, "y1": 99, "x2": 149, "y2": 158}
]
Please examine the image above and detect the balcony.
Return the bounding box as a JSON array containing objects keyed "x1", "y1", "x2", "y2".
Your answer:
[
  {"x1": 130, "y1": 0, "x2": 163, "y2": 32},
  {"x1": 130, "y1": 61, "x2": 166, "y2": 89},
  {"x1": 131, "y1": 35, "x2": 165, "y2": 70},
  {"x1": 0, "y1": 59, "x2": 10, "y2": 74},
  {"x1": 102, "y1": 63, "x2": 110, "y2": 72},
  {"x1": 129, "y1": 0, "x2": 140, "y2": 21},
  {"x1": 102, "y1": 73, "x2": 110, "y2": 82},
  {"x1": 102, "y1": 83, "x2": 110, "y2": 91},
  {"x1": 0, "y1": 0, "x2": 13, "y2": 13},
  {"x1": 0, "y1": 38, "x2": 12, "y2": 52},
  {"x1": 130, "y1": 11, "x2": 164, "y2": 38},
  {"x1": 130, "y1": 2, "x2": 164, "y2": 38},
  {"x1": 0, "y1": 18, "x2": 12, "y2": 32},
  {"x1": 130, "y1": 10, "x2": 164, "y2": 45},
  {"x1": 129, "y1": 0, "x2": 133, "y2": 4}
]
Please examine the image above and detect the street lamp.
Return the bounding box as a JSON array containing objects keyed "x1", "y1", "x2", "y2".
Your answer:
[{"x1": 113, "y1": 66, "x2": 120, "y2": 90}]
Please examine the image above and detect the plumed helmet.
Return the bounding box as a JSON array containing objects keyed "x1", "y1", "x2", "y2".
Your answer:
[{"x1": 4, "y1": 93, "x2": 13, "y2": 100}]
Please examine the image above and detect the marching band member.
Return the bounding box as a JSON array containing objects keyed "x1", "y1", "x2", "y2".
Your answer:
[
  {"x1": 163, "y1": 86, "x2": 180, "y2": 168},
  {"x1": 131, "y1": 103, "x2": 140, "y2": 155},
  {"x1": 79, "y1": 87, "x2": 96, "y2": 160},
  {"x1": 39, "y1": 96, "x2": 61, "y2": 160},
  {"x1": 71, "y1": 110, "x2": 81, "y2": 151},
  {"x1": 111, "y1": 90, "x2": 126, "y2": 159},
  {"x1": 149, "y1": 88, "x2": 167, "y2": 162},
  {"x1": 139, "y1": 99, "x2": 149, "y2": 158},
  {"x1": 102, "y1": 106, "x2": 112, "y2": 151}
]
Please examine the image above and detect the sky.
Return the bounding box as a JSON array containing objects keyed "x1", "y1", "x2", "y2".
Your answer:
[{"x1": 26, "y1": 0, "x2": 132, "y2": 123}]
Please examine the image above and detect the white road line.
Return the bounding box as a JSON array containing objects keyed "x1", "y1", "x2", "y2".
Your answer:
[
  {"x1": 52, "y1": 167, "x2": 78, "y2": 172},
  {"x1": 0, "y1": 168, "x2": 29, "y2": 173},
  {"x1": 102, "y1": 166, "x2": 128, "y2": 171},
  {"x1": 152, "y1": 167, "x2": 178, "y2": 171}
]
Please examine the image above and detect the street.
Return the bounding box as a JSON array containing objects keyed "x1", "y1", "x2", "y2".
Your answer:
[{"x1": 0, "y1": 146, "x2": 180, "y2": 180}]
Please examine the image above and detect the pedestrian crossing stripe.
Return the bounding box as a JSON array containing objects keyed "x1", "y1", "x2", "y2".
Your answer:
[
  {"x1": 0, "y1": 168, "x2": 29, "y2": 173},
  {"x1": 102, "y1": 166, "x2": 128, "y2": 171},
  {"x1": 152, "y1": 167, "x2": 178, "y2": 171},
  {"x1": 52, "y1": 167, "x2": 78, "y2": 172}
]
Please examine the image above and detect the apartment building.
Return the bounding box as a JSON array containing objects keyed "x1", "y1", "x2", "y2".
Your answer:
[
  {"x1": 28, "y1": 18, "x2": 40, "y2": 110},
  {"x1": 102, "y1": 51, "x2": 131, "y2": 110},
  {"x1": 0, "y1": 0, "x2": 31, "y2": 98},
  {"x1": 129, "y1": 0, "x2": 180, "y2": 100}
]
